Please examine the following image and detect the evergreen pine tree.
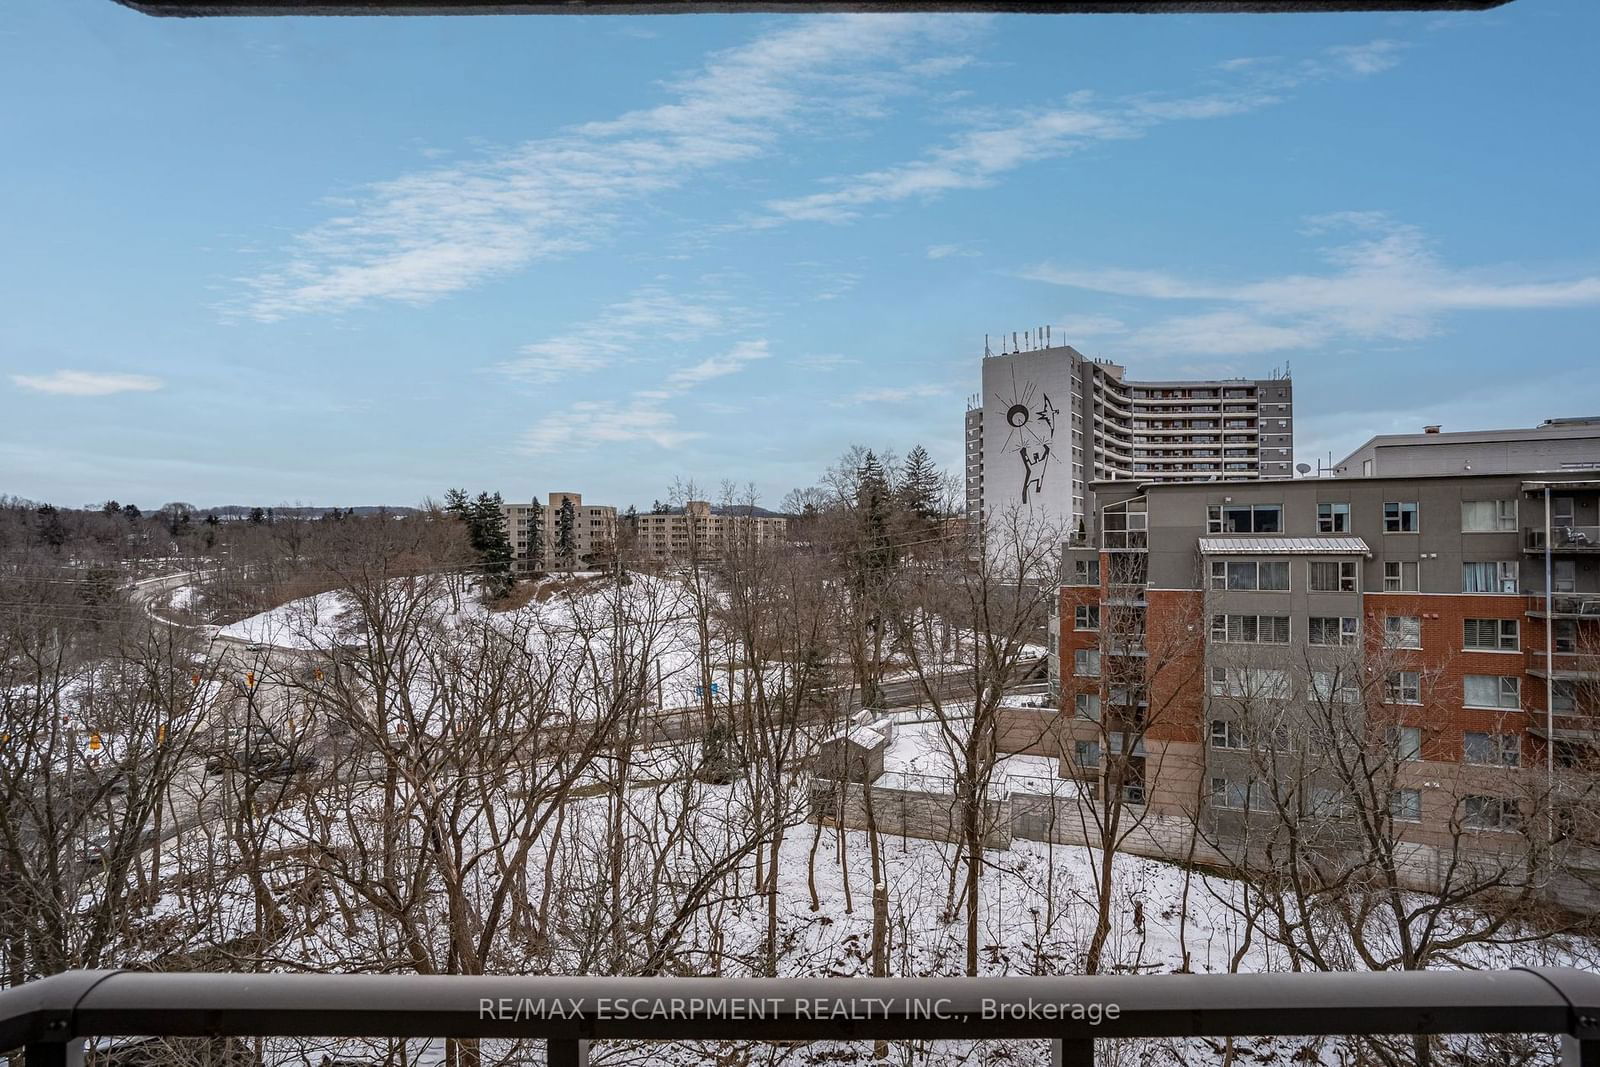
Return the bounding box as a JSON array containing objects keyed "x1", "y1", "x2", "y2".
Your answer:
[
  {"x1": 556, "y1": 495, "x2": 577, "y2": 570},
  {"x1": 897, "y1": 444, "x2": 941, "y2": 522},
  {"x1": 472, "y1": 491, "x2": 515, "y2": 598}
]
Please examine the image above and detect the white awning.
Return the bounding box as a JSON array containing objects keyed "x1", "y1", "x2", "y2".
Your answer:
[{"x1": 1199, "y1": 536, "x2": 1371, "y2": 556}]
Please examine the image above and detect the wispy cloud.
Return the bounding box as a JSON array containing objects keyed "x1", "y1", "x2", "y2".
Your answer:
[
  {"x1": 238, "y1": 16, "x2": 978, "y2": 321},
  {"x1": 833, "y1": 383, "x2": 951, "y2": 407},
  {"x1": 793, "y1": 353, "x2": 859, "y2": 372},
  {"x1": 1023, "y1": 213, "x2": 1600, "y2": 356},
  {"x1": 926, "y1": 242, "x2": 981, "y2": 260},
  {"x1": 11, "y1": 370, "x2": 164, "y2": 396},
  {"x1": 496, "y1": 286, "x2": 729, "y2": 384},
  {"x1": 755, "y1": 39, "x2": 1404, "y2": 228},
  {"x1": 521, "y1": 340, "x2": 769, "y2": 455}
]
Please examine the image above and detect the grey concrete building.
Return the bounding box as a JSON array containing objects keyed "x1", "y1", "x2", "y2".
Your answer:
[
  {"x1": 1048, "y1": 468, "x2": 1600, "y2": 886},
  {"x1": 1333, "y1": 417, "x2": 1600, "y2": 478},
  {"x1": 965, "y1": 342, "x2": 1293, "y2": 534}
]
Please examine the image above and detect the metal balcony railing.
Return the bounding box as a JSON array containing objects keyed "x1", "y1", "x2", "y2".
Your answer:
[
  {"x1": 1526, "y1": 526, "x2": 1600, "y2": 553},
  {"x1": 5, "y1": 969, "x2": 1600, "y2": 1067}
]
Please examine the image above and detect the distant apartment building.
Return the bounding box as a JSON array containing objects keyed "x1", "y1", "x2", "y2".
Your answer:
[
  {"x1": 623, "y1": 500, "x2": 789, "y2": 563},
  {"x1": 965, "y1": 342, "x2": 1293, "y2": 535},
  {"x1": 1333, "y1": 416, "x2": 1600, "y2": 478},
  {"x1": 503, "y1": 492, "x2": 617, "y2": 573},
  {"x1": 1023, "y1": 464, "x2": 1600, "y2": 893}
]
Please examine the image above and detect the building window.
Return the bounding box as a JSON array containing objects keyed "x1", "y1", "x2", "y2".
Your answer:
[
  {"x1": 1554, "y1": 681, "x2": 1577, "y2": 715},
  {"x1": 1555, "y1": 619, "x2": 1578, "y2": 653},
  {"x1": 1463, "y1": 731, "x2": 1521, "y2": 767},
  {"x1": 1462, "y1": 561, "x2": 1518, "y2": 594},
  {"x1": 1464, "y1": 795, "x2": 1521, "y2": 832},
  {"x1": 1461, "y1": 500, "x2": 1517, "y2": 533},
  {"x1": 1073, "y1": 559, "x2": 1101, "y2": 585},
  {"x1": 1074, "y1": 693, "x2": 1101, "y2": 721},
  {"x1": 1385, "y1": 670, "x2": 1422, "y2": 705},
  {"x1": 1210, "y1": 560, "x2": 1290, "y2": 591},
  {"x1": 1311, "y1": 670, "x2": 1360, "y2": 704},
  {"x1": 1383, "y1": 615, "x2": 1423, "y2": 650},
  {"x1": 1210, "y1": 613, "x2": 1291, "y2": 644},
  {"x1": 1383, "y1": 501, "x2": 1420, "y2": 533},
  {"x1": 1391, "y1": 789, "x2": 1422, "y2": 822},
  {"x1": 1383, "y1": 560, "x2": 1420, "y2": 592},
  {"x1": 1074, "y1": 649, "x2": 1101, "y2": 678},
  {"x1": 1463, "y1": 618, "x2": 1518, "y2": 651},
  {"x1": 1308, "y1": 616, "x2": 1359, "y2": 646},
  {"x1": 1210, "y1": 777, "x2": 1251, "y2": 811},
  {"x1": 1463, "y1": 674, "x2": 1520, "y2": 710},
  {"x1": 1390, "y1": 726, "x2": 1422, "y2": 761},
  {"x1": 1207, "y1": 503, "x2": 1282, "y2": 534},
  {"x1": 1316, "y1": 502, "x2": 1352, "y2": 533},
  {"x1": 1210, "y1": 666, "x2": 1291, "y2": 701},
  {"x1": 1554, "y1": 559, "x2": 1577, "y2": 593},
  {"x1": 1074, "y1": 604, "x2": 1100, "y2": 630},
  {"x1": 1209, "y1": 720, "x2": 1246, "y2": 749},
  {"x1": 1073, "y1": 740, "x2": 1101, "y2": 768},
  {"x1": 1309, "y1": 560, "x2": 1357, "y2": 592}
]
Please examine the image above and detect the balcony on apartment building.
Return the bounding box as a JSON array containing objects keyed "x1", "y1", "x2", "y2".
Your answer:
[
  {"x1": 13, "y1": 968, "x2": 1600, "y2": 1067},
  {"x1": 1525, "y1": 526, "x2": 1600, "y2": 553}
]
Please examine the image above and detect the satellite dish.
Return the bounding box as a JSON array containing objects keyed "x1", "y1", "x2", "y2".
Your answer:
[{"x1": 1296, "y1": 463, "x2": 1313, "y2": 475}]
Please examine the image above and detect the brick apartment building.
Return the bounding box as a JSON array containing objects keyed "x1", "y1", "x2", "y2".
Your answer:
[{"x1": 1012, "y1": 468, "x2": 1600, "y2": 877}]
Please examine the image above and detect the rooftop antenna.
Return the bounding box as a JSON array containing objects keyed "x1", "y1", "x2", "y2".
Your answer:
[
  {"x1": 984, "y1": 333, "x2": 991, "y2": 358},
  {"x1": 1046, "y1": 324, "x2": 1051, "y2": 348},
  {"x1": 1012, "y1": 331, "x2": 1018, "y2": 354}
]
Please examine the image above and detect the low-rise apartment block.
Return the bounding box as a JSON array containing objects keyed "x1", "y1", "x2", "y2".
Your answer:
[
  {"x1": 1020, "y1": 468, "x2": 1600, "y2": 891},
  {"x1": 623, "y1": 500, "x2": 789, "y2": 563},
  {"x1": 503, "y1": 492, "x2": 617, "y2": 573}
]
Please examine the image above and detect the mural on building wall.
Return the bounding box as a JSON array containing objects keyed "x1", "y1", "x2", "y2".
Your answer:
[{"x1": 997, "y1": 371, "x2": 1059, "y2": 505}]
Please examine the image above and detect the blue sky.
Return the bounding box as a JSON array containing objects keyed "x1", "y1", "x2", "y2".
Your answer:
[{"x1": 2, "y1": 1, "x2": 1597, "y2": 511}]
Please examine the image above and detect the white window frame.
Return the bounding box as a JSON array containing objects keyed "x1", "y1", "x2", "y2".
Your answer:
[
  {"x1": 1383, "y1": 560, "x2": 1419, "y2": 592},
  {"x1": 1311, "y1": 670, "x2": 1360, "y2": 704},
  {"x1": 1075, "y1": 692, "x2": 1101, "y2": 721},
  {"x1": 1074, "y1": 649, "x2": 1101, "y2": 678},
  {"x1": 1462, "y1": 674, "x2": 1520, "y2": 711},
  {"x1": 1383, "y1": 615, "x2": 1423, "y2": 650},
  {"x1": 1463, "y1": 730, "x2": 1521, "y2": 767},
  {"x1": 1308, "y1": 560, "x2": 1358, "y2": 592},
  {"x1": 1384, "y1": 501, "x2": 1420, "y2": 533},
  {"x1": 1390, "y1": 725, "x2": 1423, "y2": 761},
  {"x1": 1074, "y1": 604, "x2": 1100, "y2": 631},
  {"x1": 1386, "y1": 670, "x2": 1422, "y2": 705},
  {"x1": 1308, "y1": 616, "x2": 1359, "y2": 647},
  {"x1": 1316, "y1": 502, "x2": 1352, "y2": 534},
  {"x1": 1461, "y1": 499, "x2": 1517, "y2": 533},
  {"x1": 1391, "y1": 788, "x2": 1422, "y2": 822},
  {"x1": 1463, "y1": 618, "x2": 1518, "y2": 651}
]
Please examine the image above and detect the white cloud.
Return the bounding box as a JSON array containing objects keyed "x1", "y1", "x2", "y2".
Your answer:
[
  {"x1": 793, "y1": 353, "x2": 859, "y2": 372},
  {"x1": 497, "y1": 287, "x2": 728, "y2": 384},
  {"x1": 666, "y1": 339, "x2": 770, "y2": 389},
  {"x1": 520, "y1": 339, "x2": 770, "y2": 455},
  {"x1": 756, "y1": 39, "x2": 1406, "y2": 229},
  {"x1": 926, "y1": 242, "x2": 981, "y2": 260},
  {"x1": 1022, "y1": 213, "x2": 1600, "y2": 356},
  {"x1": 12, "y1": 370, "x2": 164, "y2": 396},
  {"x1": 239, "y1": 16, "x2": 978, "y2": 321},
  {"x1": 1325, "y1": 39, "x2": 1405, "y2": 76},
  {"x1": 833, "y1": 383, "x2": 951, "y2": 407},
  {"x1": 1055, "y1": 314, "x2": 1127, "y2": 338}
]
